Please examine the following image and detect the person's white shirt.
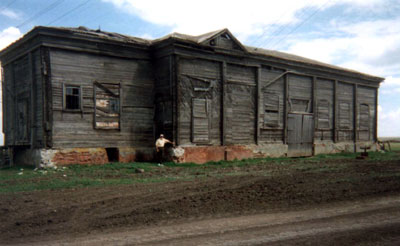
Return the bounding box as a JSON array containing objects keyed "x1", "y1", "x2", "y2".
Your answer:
[{"x1": 155, "y1": 138, "x2": 169, "y2": 148}]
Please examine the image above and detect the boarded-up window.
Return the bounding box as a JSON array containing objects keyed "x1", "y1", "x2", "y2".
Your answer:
[
  {"x1": 317, "y1": 100, "x2": 330, "y2": 129},
  {"x1": 359, "y1": 104, "x2": 370, "y2": 130},
  {"x1": 339, "y1": 101, "x2": 351, "y2": 129},
  {"x1": 289, "y1": 98, "x2": 310, "y2": 113},
  {"x1": 192, "y1": 98, "x2": 211, "y2": 143},
  {"x1": 264, "y1": 92, "x2": 280, "y2": 128},
  {"x1": 63, "y1": 85, "x2": 81, "y2": 110},
  {"x1": 94, "y1": 82, "x2": 120, "y2": 130}
]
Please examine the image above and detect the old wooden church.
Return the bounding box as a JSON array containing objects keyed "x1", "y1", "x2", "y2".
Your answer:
[{"x1": 0, "y1": 26, "x2": 383, "y2": 166}]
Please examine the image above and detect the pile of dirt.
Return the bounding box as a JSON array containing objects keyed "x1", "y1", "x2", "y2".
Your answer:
[{"x1": 1, "y1": 157, "x2": 400, "y2": 244}]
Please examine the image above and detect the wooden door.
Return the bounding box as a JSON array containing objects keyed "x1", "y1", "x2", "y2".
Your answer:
[{"x1": 288, "y1": 114, "x2": 313, "y2": 157}]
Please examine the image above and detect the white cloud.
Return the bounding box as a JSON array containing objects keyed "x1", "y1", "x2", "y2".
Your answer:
[
  {"x1": 102, "y1": 0, "x2": 340, "y2": 40},
  {"x1": 379, "y1": 107, "x2": 400, "y2": 137},
  {"x1": 0, "y1": 26, "x2": 22, "y2": 51},
  {"x1": 103, "y1": 0, "x2": 387, "y2": 41},
  {"x1": 0, "y1": 9, "x2": 20, "y2": 19},
  {"x1": 138, "y1": 33, "x2": 155, "y2": 40},
  {"x1": 283, "y1": 17, "x2": 400, "y2": 89}
]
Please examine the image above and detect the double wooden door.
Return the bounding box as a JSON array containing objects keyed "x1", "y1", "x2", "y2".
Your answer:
[{"x1": 287, "y1": 113, "x2": 313, "y2": 157}]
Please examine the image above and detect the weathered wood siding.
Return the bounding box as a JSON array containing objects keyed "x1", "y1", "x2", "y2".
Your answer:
[
  {"x1": 154, "y1": 56, "x2": 173, "y2": 140},
  {"x1": 315, "y1": 78, "x2": 334, "y2": 141},
  {"x1": 225, "y1": 64, "x2": 256, "y2": 144},
  {"x1": 50, "y1": 49, "x2": 154, "y2": 148},
  {"x1": 177, "y1": 58, "x2": 221, "y2": 145},
  {"x1": 2, "y1": 63, "x2": 14, "y2": 145},
  {"x1": 259, "y1": 67, "x2": 285, "y2": 143},
  {"x1": 357, "y1": 86, "x2": 376, "y2": 141},
  {"x1": 337, "y1": 82, "x2": 354, "y2": 141},
  {"x1": 288, "y1": 74, "x2": 313, "y2": 113},
  {"x1": 2, "y1": 50, "x2": 43, "y2": 147},
  {"x1": 32, "y1": 49, "x2": 44, "y2": 147}
]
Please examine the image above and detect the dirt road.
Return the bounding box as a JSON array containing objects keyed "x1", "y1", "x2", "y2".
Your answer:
[
  {"x1": 18, "y1": 195, "x2": 400, "y2": 245},
  {"x1": 2, "y1": 156, "x2": 400, "y2": 245}
]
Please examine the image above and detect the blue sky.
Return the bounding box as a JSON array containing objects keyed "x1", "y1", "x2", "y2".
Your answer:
[{"x1": 0, "y1": 0, "x2": 399, "y2": 142}]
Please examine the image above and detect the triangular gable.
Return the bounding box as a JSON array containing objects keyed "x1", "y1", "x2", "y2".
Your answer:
[{"x1": 198, "y1": 29, "x2": 246, "y2": 52}]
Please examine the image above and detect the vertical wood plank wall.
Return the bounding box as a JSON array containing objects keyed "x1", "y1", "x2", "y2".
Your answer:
[
  {"x1": 0, "y1": 43, "x2": 380, "y2": 152},
  {"x1": 259, "y1": 67, "x2": 285, "y2": 143},
  {"x1": 174, "y1": 56, "x2": 378, "y2": 148},
  {"x1": 154, "y1": 56, "x2": 173, "y2": 141},
  {"x1": 177, "y1": 58, "x2": 222, "y2": 146},
  {"x1": 315, "y1": 78, "x2": 334, "y2": 141},
  {"x1": 49, "y1": 49, "x2": 154, "y2": 148},
  {"x1": 2, "y1": 50, "x2": 44, "y2": 147}
]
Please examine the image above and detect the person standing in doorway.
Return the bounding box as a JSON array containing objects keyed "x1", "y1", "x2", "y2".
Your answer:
[{"x1": 155, "y1": 134, "x2": 173, "y2": 164}]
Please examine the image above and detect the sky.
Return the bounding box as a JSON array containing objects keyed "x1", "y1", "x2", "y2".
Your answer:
[{"x1": 0, "y1": 0, "x2": 399, "y2": 143}]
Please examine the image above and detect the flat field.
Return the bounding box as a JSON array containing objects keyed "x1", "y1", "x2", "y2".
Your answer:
[{"x1": 1, "y1": 151, "x2": 400, "y2": 245}]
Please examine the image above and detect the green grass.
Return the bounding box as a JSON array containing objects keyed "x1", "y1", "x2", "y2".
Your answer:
[
  {"x1": 390, "y1": 142, "x2": 400, "y2": 151},
  {"x1": 1, "y1": 150, "x2": 399, "y2": 193}
]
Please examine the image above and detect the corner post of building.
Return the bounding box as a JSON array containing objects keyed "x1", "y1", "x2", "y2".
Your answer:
[
  {"x1": 220, "y1": 61, "x2": 226, "y2": 146},
  {"x1": 256, "y1": 66, "x2": 261, "y2": 145},
  {"x1": 284, "y1": 73, "x2": 289, "y2": 144},
  {"x1": 11, "y1": 60, "x2": 16, "y2": 146},
  {"x1": 312, "y1": 76, "x2": 317, "y2": 149},
  {"x1": 173, "y1": 54, "x2": 180, "y2": 146},
  {"x1": 333, "y1": 80, "x2": 338, "y2": 143},
  {"x1": 1, "y1": 64, "x2": 6, "y2": 143},
  {"x1": 374, "y1": 88, "x2": 378, "y2": 142},
  {"x1": 353, "y1": 83, "x2": 358, "y2": 151},
  {"x1": 28, "y1": 51, "x2": 35, "y2": 148},
  {"x1": 42, "y1": 47, "x2": 53, "y2": 148}
]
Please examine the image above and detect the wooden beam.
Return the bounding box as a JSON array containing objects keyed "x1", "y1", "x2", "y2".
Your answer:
[
  {"x1": 375, "y1": 88, "x2": 378, "y2": 141},
  {"x1": 333, "y1": 80, "x2": 338, "y2": 142},
  {"x1": 284, "y1": 73, "x2": 289, "y2": 144},
  {"x1": 11, "y1": 61, "x2": 16, "y2": 146},
  {"x1": 93, "y1": 81, "x2": 119, "y2": 97},
  {"x1": 220, "y1": 61, "x2": 226, "y2": 146},
  {"x1": 256, "y1": 66, "x2": 261, "y2": 145},
  {"x1": 174, "y1": 55, "x2": 180, "y2": 145},
  {"x1": 354, "y1": 84, "x2": 358, "y2": 146},
  {"x1": 312, "y1": 76, "x2": 316, "y2": 147},
  {"x1": 1, "y1": 65, "x2": 6, "y2": 142},
  {"x1": 28, "y1": 52, "x2": 35, "y2": 148},
  {"x1": 93, "y1": 83, "x2": 97, "y2": 129},
  {"x1": 44, "y1": 47, "x2": 53, "y2": 148}
]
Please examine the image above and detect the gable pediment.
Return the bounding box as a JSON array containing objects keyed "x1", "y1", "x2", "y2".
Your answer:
[{"x1": 199, "y1": 29, "x2": 246, "y2": 52}]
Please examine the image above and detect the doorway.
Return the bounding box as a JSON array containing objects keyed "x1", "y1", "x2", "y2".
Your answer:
[{"x1": 287, "y1": 113, "x2": 314, "y2": 157}]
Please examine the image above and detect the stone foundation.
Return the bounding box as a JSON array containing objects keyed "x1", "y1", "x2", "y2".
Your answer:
[
  {"x1": 11, "y1": 140, "x2": 379, "y2": 166},
  {"x1": 12, "y1": 147, "x2": 154, "y2": 168},
  {"x1": 314, "y1": 141, "x2": 377, "y2": 155},
  {"x1": 172, "y1": 144, "x2": 288, "y2": 164},
  {"x1": 173, "y1": 141, "x2": 377, "y2": 164}
]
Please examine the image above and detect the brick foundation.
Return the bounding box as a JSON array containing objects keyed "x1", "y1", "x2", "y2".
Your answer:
[
  {"x1": 174, "y1": 145, "x2": 263, "y2": 164},
  {"x1": 37, "y1": 147, "x2": 154, "y2": 167},
  {"x1": 13, "y1": 141, "x2": 378, "y2": 167}
]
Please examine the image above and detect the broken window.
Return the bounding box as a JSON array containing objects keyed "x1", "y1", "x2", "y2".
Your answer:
[
  {"x1": 339, "y1": 101, "x2": 351, "y2": 129},
  {"x1": 263, "y1": 92, "x2": 280, "y2": 128},
  {"x1": 192, "y1": 98, "x2": 211, "y2": 143},
  {"x1": 64, "y1": 85, "x2": 81, "y2": 110},
  {"x1": 94, "y1": 82, "x2": 120, "y2": 130},
  {"x1": 317, "y1": 99, "x2": 330, "y2": 129}
]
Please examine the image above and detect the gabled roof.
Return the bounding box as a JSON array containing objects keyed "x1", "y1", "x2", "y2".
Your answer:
[
  {"x1": 0, "y1": 26, "x2": 384, "y2": 82},
  {"x1": 153, "y1": 28, "x2": 247, "y2": 52}
]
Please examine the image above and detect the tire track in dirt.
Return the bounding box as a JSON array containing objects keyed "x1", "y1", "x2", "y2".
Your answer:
[{"x1": 20, "y1": 195, "x2": 400, "y2": 246}]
